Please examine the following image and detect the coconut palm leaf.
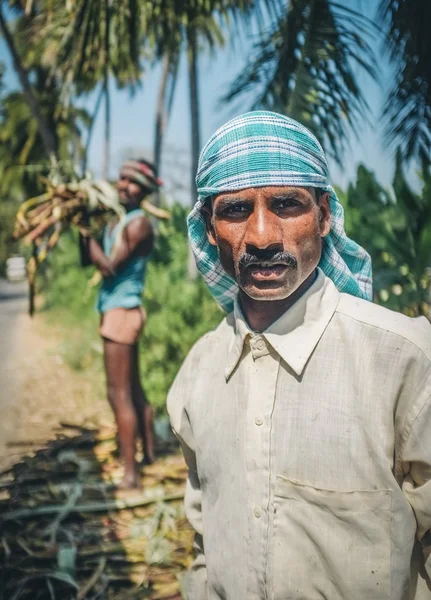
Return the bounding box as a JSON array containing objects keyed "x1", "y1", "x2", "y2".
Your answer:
[
  {"x1": 380, "y1": 0, "x2": 431, "y2": 163},
  {"x1": 223, "y1": 0, "x2": 378, "y2": 163},
  {"x1": 0, "y1": 89, "x2": 89, "y2": 199},
  {"x1": 22, "y1": 0, "x2": 142, "y2": 95}
]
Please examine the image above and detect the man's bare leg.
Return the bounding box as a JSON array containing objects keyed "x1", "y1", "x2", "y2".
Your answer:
[
  {"x1": 131, "y1": 344, "x2": 155, "y2": 464},
  {"x1": 103, "y1": 339, "x2": 141, "y2": 489}
]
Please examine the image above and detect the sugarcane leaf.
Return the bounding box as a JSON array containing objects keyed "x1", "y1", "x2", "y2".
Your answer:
[
  {"x1": 49, "y1": 570, "x2": 79, "y2": 590},
  {"x1": 145, "y1": 536, "x2": 174, "y2": 566},
  {"x1": 57, "y1": 545, "x2": 77, "y2": 577},
  {"x1": 46, "y1": 578, "x2": 55, "y2": 600}
]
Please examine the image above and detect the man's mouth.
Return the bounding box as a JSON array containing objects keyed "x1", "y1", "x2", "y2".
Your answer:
[{"x1": 246, "y1": 263, "x2": 289, "y2": 281}]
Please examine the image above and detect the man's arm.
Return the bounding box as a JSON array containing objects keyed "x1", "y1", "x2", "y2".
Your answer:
[
  {"x1": 166, "y1": 348, "x2": 208, "y2": 600},
  {"x1": 80, "y1": 216, "x2": 153, "y2": 277},
  {"x1": 176, "y1": 429, "x2": 208, "y2": 600},
  {"x1": 402, "y1": 392, "x2": 431, "y2": 584}
]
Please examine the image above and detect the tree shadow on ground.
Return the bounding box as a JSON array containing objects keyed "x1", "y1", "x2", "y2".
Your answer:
[{"x1": 0, "y1": 424, "x2": 193, "y2": 599}]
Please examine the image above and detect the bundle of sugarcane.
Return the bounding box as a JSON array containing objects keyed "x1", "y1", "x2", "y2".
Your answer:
[
  {"x1": 14, "y1": 178, "x2": 171, "y2": 247},
  {"x1": 0, "y1": 424, "x2": 192, "y2": 599},
  {"x1": 14, "y1": 179, "x2": 121, "y2": 247},
  {"x1": 13, "y1": 179, "x2": 124, "y2": 316},
  {"x1": 13, "y1": 177, "x2": 171, "y2": 315}
]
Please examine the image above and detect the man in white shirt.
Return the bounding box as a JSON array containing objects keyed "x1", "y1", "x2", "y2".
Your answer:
[{"x1": 167, "y1": 111, "x2": 431, "y2": 599}]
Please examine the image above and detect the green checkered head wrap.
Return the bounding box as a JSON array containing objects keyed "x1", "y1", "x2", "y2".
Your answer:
[{"x1": 188, "y1": 110, "x2": 372, "y2": 313}]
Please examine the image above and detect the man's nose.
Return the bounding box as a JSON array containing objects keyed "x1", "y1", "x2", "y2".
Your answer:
[{"x1": 244, "y1": 205, "x2": 283, "y2": 249}]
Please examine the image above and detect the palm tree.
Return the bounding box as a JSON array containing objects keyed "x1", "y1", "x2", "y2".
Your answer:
[
  {"x1": 0, "y1": 2, "x2": 57, "y2": 165},
  {"x1": 30, "y1": 0, "x2": 143, "y2": 178},
  {"x1": 144, "y1": 0, "x2": 280, "y2": 276},
  {"x1": 0, "y1": 87, "x2": 90, "y2": 199},
  {"x1": 223, "y1": 0, "x2": 378, "y2": 163},
  {"x1": 153, "y1": 51, "x2": 179, "y2": 205},
  {"x1": 148, "y1": 0, "x2": 283, "y2": 203},
  {"x1": 379, "y1": 0, "x2": 431, "y2": 164}
]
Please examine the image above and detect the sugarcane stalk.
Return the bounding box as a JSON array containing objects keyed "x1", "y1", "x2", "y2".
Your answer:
[
  {"x1": 77, "y1": 557, "x2": 107, "y2": 600},
  {"x1": 1, "y1": 493, "x2": 184, "y2": 522},
  {"x1": 24, "y1": 215, "x2": 57, "y2": 244},
  {"x1": 16, "y1": 192, "x2": 51, "y2": 222},
  {"x1": 36, "y1": 228, "x2": 62, "y2": 264},
  {"x1": 26, "y1": 201, "x2": 52, "y2": 220},
  {"x1": 26, "y1": 204, "x2": 54, "y2": 229},
  {"x1": 28, "y1": 243, "x2": 37, "y2": 317},
  {"x1": 141, "y1": 200, "x2": 171, "y2": 220}
]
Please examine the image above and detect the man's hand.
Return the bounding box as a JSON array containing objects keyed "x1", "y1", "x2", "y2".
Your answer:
[
  {"x1": 78, "y1": 224, "x2": 92, "y2": 238},
  {"x1": 75, "y1": 209, "x2": 92, "y2": 238}
]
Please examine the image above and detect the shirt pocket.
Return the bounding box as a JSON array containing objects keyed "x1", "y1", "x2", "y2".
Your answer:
[{"x1": 273, "y1": 476, "x2": 392, "y2": 600}]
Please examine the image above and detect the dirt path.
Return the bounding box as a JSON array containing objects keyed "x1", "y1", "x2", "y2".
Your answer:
[
  {"x1": 0, "y1": 279, "x2": 111, "y2": 470},
  {"x1": 0, "y1": 278, "x2": 28, "y2": 463}
]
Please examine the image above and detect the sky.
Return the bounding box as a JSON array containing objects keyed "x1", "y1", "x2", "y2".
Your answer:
[{"x1": 0, "y1": 1, "x2": 420, "y2": 203}]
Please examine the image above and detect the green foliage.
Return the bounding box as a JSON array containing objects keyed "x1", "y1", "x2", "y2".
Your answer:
[
  {"x1": 43, "y1": 203, "x2": 222, "y2": 413},
  {"x1": 0, "y1": 201, "x2": 21, "y2": 274},
  {"x1": 141, "y1": 203, "x2": 223, "y2": 410},
  {"x1": 0, "y1": 89, "x2": 89, "y2": 201},
  {"x1": 342, "y1": 160, "x2": 431, "y2": 317}
]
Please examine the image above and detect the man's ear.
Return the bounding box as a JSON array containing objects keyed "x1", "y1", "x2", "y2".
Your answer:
[
  {"x1": 201, "y1": 201, "x2": 217, "y2": 246},
  {"x1": 318, "y1": 192, "x2": 331, "y2": 237}
]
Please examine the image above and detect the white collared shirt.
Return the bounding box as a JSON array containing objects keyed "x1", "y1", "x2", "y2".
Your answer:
[{"x1": 167, "y1": 270, "x2": 431, "y2": 600}]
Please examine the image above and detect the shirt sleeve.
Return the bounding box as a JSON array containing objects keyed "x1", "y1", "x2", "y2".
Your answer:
[
  {"x1": 182, "y1": 465, "x2": 208, "y2": 600},
  {"x1": 167, "y1": 341, "x2": 209, "y2": 600},
  {"x1": 402, "y1": 392, "x2": 431, "y2": 582}
]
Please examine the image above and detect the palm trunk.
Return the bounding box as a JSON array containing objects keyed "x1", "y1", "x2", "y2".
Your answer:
[
  {"x1": 154, "y1": 54, "x2": 171, "y2": 207},
  {"x1": 187, "y1": 32, "x2": 200, "y2": 279},
  {"x1": 154, "y1": 53, "x2": 179, "y2": 206},
  {"x1": 286, "y1": 0, "x2": 314, "y2": 118},
  {"x1": 83, "y1": 83, "x2": 105, "y2": 173},
  {"x1": 166, "y1": 55, "x2": 179, "y2": 122},
  {"x1": 102, "y1": 0, "x2": 111, "y2": 180},
  {"x1": 0, "y1": 6, "x2": 57, "y2": 165},
  {"x1": 102, "y1": 76, "x2": 111, "y2": 180},
  {"x1": 154, "y1": 56, "x2": 170, "y2": 173}
]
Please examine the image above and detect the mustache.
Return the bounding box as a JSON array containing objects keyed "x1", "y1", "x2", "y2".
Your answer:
[{"x1": 238, "y1": 249, "x2": 298, "y2": 270}]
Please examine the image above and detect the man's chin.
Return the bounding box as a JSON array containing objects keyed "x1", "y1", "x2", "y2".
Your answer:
[{"x1": 239, "y1": 283, "x2": 296, "y2": 302}]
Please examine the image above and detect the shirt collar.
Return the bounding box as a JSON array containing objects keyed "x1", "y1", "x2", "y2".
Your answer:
[{"x1": 225, "y1": 269, "x2": 340, "y2": 380}]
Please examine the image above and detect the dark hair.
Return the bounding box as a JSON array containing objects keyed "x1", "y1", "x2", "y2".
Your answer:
[
  {"x1": 133, "y1": 157, "x2": 158, "y2": 179},
  {"x1": 314, "y1": 187, "x2": 324, "y2": 203}
]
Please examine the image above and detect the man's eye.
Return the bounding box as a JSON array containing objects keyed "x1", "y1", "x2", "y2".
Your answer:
[
  {"x1": 217, "y1": 203, "x2": 250, "y2": 216},
  {"x1": 273, "y1": 198, "x2": 301, "y2": 211}
]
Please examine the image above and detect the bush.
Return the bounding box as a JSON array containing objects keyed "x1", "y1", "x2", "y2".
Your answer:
[{"x1": 0, "y1": 201, "x2": 21, "y2": 275}]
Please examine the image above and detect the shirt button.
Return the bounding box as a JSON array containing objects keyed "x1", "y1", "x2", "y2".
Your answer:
[
  {"x1": 254, "y1": 417, "x2": 263, "y2": 426},
  {"x1": 256, "y1": 339, "x2": 265, "y2": 350},
  {"x1": 253, "y1": 506, "x2": 262, "y2": 519}
]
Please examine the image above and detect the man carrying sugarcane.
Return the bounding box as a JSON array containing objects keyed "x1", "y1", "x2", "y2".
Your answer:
[
  {"x1": 167, "y1": 112, "x2": 431, "y2": 599},
  {"x1": 79, "y1": 159, "x2": 161, "y2": 489}
]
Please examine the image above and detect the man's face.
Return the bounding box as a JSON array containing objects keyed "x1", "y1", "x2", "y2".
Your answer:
[
  {"x1": 117, "y1": 172, "x2": 147, "y2": 206},
  {"x1": 204, "y1": 186, "x2": 331, "y2": 302}
]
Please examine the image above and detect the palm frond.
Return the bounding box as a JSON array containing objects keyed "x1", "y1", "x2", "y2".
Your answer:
[
  {"x1": 380, "y1": 0, "x2": 431, "y2": 162},
  {"x1": 222, "y1": 0, "x2": 378, "y2": 163}
]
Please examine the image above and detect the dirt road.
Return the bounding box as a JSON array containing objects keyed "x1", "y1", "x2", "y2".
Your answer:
[
  {"x1": 0, "y1": 277, "x2": 109, "y2": 470},
  {"x1": 0, "y1": 277, "x2": 28, "y2": 454}
]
